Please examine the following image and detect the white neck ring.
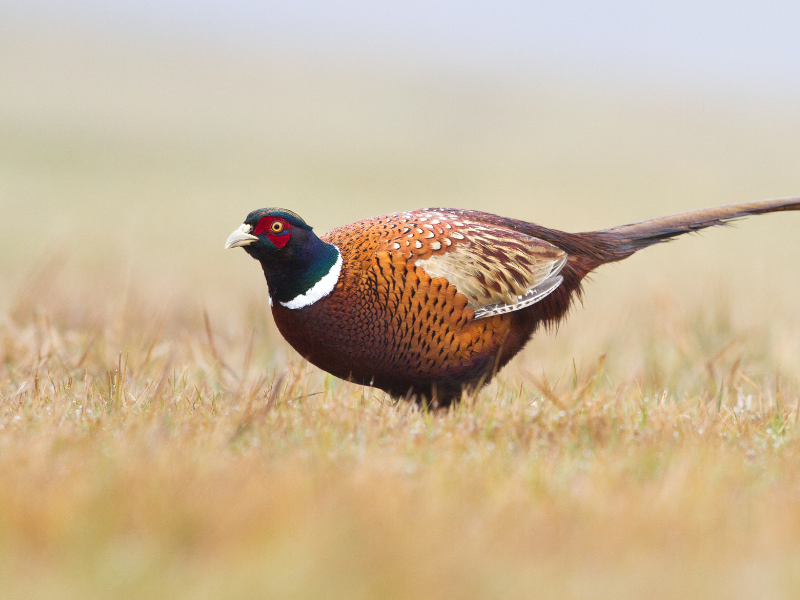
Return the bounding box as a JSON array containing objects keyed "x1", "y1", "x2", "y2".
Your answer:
[{"x1": 279, "y1": 247, "x2": 342, "y2": 310}]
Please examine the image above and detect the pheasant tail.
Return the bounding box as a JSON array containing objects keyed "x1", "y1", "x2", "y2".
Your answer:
[{"x1": 594, "y1": 196, "x2": 800, "y2": 262}]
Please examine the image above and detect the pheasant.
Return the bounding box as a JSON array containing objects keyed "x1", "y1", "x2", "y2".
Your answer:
[{"x1": 226, "y1": 197, "x2": 800, "y2": 405}]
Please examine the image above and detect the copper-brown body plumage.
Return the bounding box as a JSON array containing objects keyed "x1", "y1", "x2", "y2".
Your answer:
[{"x1": 228, "y1": 197, "x2": 800, "y2": 405}]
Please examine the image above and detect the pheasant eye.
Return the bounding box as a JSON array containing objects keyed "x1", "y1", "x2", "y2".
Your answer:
[{"x1": 271, "y1": 221, "x2": 284, "y2": 233}]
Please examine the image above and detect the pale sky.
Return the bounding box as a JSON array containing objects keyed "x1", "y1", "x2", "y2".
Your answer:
[{"x1": 3, "y1": 1, "x2": 800, "y2": 93}]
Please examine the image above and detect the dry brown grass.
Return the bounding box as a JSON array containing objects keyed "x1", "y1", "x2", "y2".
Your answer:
[
  {"x1": 3, "y1": 268, "x2": 800, "y2": 599},
  {"x1": 3, "y1": 27, "x2": 800, "y2": 599}
]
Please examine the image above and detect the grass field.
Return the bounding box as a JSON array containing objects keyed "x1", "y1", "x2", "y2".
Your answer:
[{"x1": 3, "y1": 29, "x2": 800, "y2": 599}]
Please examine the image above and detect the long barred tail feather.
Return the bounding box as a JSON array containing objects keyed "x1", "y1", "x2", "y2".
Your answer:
[{"x1": 593, "y1": 196, "x2": 800, "y2": 262}]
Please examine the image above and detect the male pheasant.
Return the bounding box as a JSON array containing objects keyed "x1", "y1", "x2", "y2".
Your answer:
[{"x1": 226, "y1": 197, "x2": 800, "y2": 405}]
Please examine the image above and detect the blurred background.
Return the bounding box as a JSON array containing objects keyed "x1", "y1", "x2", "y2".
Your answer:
[{"x1": 2, "y1": 1, "x2": 800, "y2": 363}]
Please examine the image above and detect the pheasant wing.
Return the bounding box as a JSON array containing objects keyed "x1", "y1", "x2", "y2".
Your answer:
[{"x1": 396, "y1": 210, "x2": 568, "y2": 319}]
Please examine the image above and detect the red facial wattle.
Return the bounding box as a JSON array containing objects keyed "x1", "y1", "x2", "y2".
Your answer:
[{"x1": 254, "y1": 217, "x2": 291, "y2": 249}]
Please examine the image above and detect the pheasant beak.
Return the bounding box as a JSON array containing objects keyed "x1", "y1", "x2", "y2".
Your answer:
[{"x1": 225, "y1": 224, "x2": 259, "y2": 249}]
